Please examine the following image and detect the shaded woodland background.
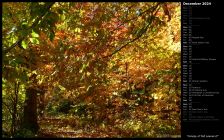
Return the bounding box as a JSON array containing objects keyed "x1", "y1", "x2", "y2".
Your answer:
[{"x1": 2, "y1": 2, "x2": 181, "y2": 138}]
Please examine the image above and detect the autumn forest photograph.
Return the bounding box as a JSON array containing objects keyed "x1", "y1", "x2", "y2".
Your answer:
[{"x1": 2, "y1": 2, "x2": 181, "y2": 138}]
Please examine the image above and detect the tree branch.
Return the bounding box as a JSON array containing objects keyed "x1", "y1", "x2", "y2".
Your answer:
[
  {"x1": 103, "y1": 3, "x2": 161, "y2": 58},
  {"x1": 3, "y1": 2, "x2": 55, "y2": 54},
  {"x1": 111, "y1": 3, "x2": 157, "y2": 33},
  {"x1": 2, "y1": 101, "x2": 13, "y2": 115}
]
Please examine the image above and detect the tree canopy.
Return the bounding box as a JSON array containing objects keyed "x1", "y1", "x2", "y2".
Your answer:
[{"x1": 2, "y1": 2, "x2": 181, "y2": 138}]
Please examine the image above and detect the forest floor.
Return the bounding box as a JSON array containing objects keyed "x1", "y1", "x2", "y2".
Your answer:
[
  {"x1": 36, "y1": 97, "x2": 181, "y2": 138},
  {"x1": 37, "y1": 113, "x2": 180, "y2": 138},
  {"x1": 37, "y1": 116, "x2": 132, "y2": 138}
]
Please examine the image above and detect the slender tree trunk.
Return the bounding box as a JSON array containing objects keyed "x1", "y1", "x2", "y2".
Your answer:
[
  {"x1": 23, "y1": 87, "x2": 39, "y2": 133},
  {"x1": 11, "y1": 81, "x2": 19, "y2": 136}
]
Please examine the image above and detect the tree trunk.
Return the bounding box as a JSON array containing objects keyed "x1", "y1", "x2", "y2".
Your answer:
[
  {"x1": 23, "y1": 87, "x2": 39, "y2": 133},
  {"x1": 11, "y1": 82, "x2": 19, "y2": 136}
]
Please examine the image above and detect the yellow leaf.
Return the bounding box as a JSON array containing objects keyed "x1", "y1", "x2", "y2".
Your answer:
[{"x1": 87, "y1": 71, "x2": 91, "y2": 76}]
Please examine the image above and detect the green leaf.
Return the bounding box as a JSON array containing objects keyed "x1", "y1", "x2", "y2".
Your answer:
[
  {"x1": 144, "y1": 73, "x2": 152, "y2": 80},
  {"x1": 152, "y1": 28, "x2": 157, "y2": 32},
  {"x1": 58, "y1": 85, "x2": 66, "y2": 91},
  {"x1": 132, "y1": 90, "x2": 144, "y2": 94},
  {"x1": 29, "y1": 38, "x2": 39, "y2": 44},
  {"x1": 61, "y1": 14, "x2": 66, "y2": 21},
  {"x1": 21, "y1": 41, "x2": 28, "y2": 49},
  {"x1": 49, "y1": 31, "x2": 55, "y2": 41},
  {"x1": 79, "y1": 62, "x2": 89, "y2": 73},
  {"x1": 21, "y1": 22, "x2": 29, "y2": 30},
  {"x1": 31, "y1": 30, "x2": 39, "y2": 38}
]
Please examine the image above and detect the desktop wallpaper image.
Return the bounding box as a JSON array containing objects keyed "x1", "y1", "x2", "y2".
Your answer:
[{"x1": 2, "y1": 2, "x2": 181, "y2": 138}]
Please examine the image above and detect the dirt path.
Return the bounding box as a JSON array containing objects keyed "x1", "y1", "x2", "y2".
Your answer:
[{"x1": 37, "y1": 117, "x2": 121, "y2": 138}]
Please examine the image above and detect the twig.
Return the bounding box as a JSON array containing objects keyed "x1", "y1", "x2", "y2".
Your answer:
[{"x1": 103, "y1": 3, "x2": 161, "y2": 58}]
